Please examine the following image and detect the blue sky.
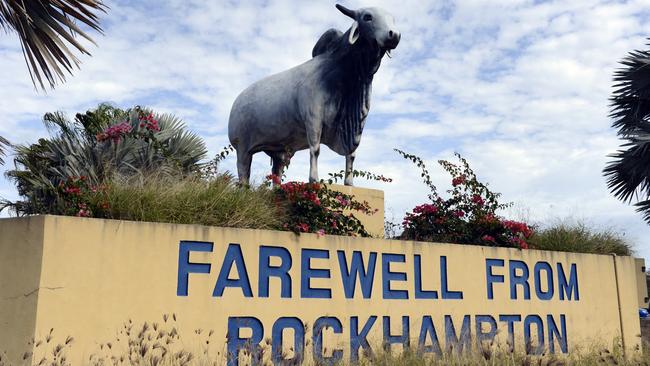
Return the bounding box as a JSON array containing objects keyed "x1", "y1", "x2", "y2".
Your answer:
[{"x1": 1, "y1": 0, "x2": 650, "y2": 259}]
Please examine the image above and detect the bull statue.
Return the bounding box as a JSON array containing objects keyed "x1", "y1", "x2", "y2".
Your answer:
[{"x1": 228, "y1": 4, "x2": 400, "y2": 186}]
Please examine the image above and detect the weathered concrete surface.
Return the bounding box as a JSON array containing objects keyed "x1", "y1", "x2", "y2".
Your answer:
[{"x1": 0, "y1": 215, "x2": 643, "y2": 365}]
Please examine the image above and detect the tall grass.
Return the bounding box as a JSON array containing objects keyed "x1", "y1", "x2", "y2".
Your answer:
[
  {"x1": 95, "y1": 174, "x2": 283, "y2": 230},
  {"x1": 528, "y1": 220, "x2": 633, "y2": 256},
  {"x1": 14, "y1": 315, "x2": 644, "y2": 366}
]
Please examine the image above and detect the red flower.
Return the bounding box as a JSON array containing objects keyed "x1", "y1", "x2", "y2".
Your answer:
[
  {"x1": 452, "y1": 175, "x2": 466, "y2": 187},
  {"x1": 471, "y1": 194, "x2": 484, "y2": 205},
  {"x1": 413, "y1": 204, "x2": 438, "y2": 215},
  {"x1": 482, "y1": 235, "x2": 495, "y2": 242},
  {"x1": 296, "y1": 223, "x2": 309, "y2": 233},
  {"x1": 64, "y1": 187, "x2": 81, "y2": 195},
  {"x1": 266, "y1": 174, "x2": 282, "y2": 185},
  {"x1": 453, "y1": 210, "x2": 465, "y2": 218}
]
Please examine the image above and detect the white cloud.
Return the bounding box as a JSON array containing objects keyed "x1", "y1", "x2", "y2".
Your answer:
[{"x1": 0, "y1": 0, "x2": 649, "y2": 257}]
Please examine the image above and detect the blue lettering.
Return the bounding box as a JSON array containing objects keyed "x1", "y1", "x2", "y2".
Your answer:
[
  {"x1": 338, "y1": 251, "x2": 377, "y2": 299},
  {"x1": 558, "y1": 263, "x2": 579, "y2": 301},
  {"x1": 499, "y1": 315, "x2": 521, "y2": 351},
  {"x1": 475, "y1": 315, "x2": 497, "y2": 347},
  {"x1": 259, "y1": 246, "x2": 292, "y2": 298},
  {"x1": 509, "y1": 260, "x2": 530, "y2": 300},
  {"x1": 301, "y1": 249, "x2": 331, "y2": 298},
  {"x1": 313, "y1": 317, "x2": 343, "y2": 365},
  {"x1": 177, "y1": 241, "x2": 212, "y2": 296},
  {"x1": 382, "y1": 253, "x2": 408, "y2": 299},
  {"x1": 383, "y1": 316, "x2": 410, "y2": 351},
  {"x1": 524, "y1": 314, "x2": 545, "y2": 355},
  {"x1": 444, "y1": 315, "x2": 471, "y2": 354},
  {"x1": 441, "y1": 256, "x2": 463, "y2": 299},
  {"x1": 418, "y1": 316, "x2": 442, "y2": 356},
  {"x1": 534, "y1": 262, "x2": 554, "y2": 300},
  {"x1": 350, "y1": 316, "x2": 377, "y2": 363},
  {"x1": 227, "y1": 317, "x2": 264, "y2": 366},
  {"x1": 214, "y1": 244, "x2": 253, "y2": 297},
  {"x1": 485, "y1": 258, "x2": 505, "y2": 300},
  {"x1": 272, "y1": 317, "x2": 304, "y2": 365},
  {"x1": 548, "y1": 314, "x2": 568, "y2": 354},
  {"x1": 415, "y1": 255, "x2": 438, "y2": 299}
]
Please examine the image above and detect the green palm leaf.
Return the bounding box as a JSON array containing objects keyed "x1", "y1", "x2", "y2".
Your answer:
[
  {"x1": 605, "y1": 39, "x2": 650, "y2": 224},
  {"x1": 0, "y1": 0, "x2": 106, "y2": 90},
  {"x1": 0, "y1": 135, "x2": 9, "y2": 165}
]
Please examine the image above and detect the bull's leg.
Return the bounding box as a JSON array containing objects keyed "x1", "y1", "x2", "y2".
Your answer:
[
  {"x1": 305, "y1": 115, "x2": 323, "y2": 183},
  {"x1": 308, "y1": 145, "x2": 320, "y2": 183},
  {"x1": 344, "y1": 151, "x2": 356, "y2": 186},
  {"x1": 236, "y1": 150, "x2": 253, "y2": 186}
]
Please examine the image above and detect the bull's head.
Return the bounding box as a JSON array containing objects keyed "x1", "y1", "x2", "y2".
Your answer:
[{"x1": 336, "y1": 4, "x2": 400, "y2": 51}]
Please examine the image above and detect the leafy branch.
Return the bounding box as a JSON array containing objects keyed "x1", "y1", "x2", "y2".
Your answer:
[
  {"x1": 394, "y1": 148, "x2": 437, "y2": 200},
  {"x1": 323, "y1": 170, "x2": 392, "y2": 185}
]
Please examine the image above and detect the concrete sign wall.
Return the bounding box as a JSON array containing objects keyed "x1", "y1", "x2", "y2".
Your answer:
[{"x1": 0, "y1": 215, "x2": 643, "y2": 365}]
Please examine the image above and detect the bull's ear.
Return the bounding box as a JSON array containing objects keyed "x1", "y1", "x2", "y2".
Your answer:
[{"x1": 348, "y1": 21, "x2": 360, "y2": 44}]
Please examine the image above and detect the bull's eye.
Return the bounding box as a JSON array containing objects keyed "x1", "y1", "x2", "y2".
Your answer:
[{"x1": 362, "y1": 13, "x2": 373, "y2": 22}]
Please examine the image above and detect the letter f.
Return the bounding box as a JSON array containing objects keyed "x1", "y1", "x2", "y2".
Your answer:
[{"x1": 177, "y1": 241, "x2": 213, "y2": 296}]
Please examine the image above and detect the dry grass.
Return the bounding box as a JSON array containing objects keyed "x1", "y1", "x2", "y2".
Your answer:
[
  {"x1": 528, "y1": 220, "x2": 633, "y2": 256},
  {"x1": 95, "y1": 174, "x2": 283, "y2": 230},
  {"x1": 6, "y1": 316, "x2": 650, "y2": 366}
]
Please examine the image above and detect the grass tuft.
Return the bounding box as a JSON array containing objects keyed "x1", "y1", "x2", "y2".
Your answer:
[
  {"x1": 528, "y1": 220, "x2": 633, "y2": 256},
  {"x1": 95, "y1": 173, "x2": 282, "y2": 230}
]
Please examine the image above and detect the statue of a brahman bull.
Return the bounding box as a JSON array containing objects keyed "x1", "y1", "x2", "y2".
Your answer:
[{"x1": 228, "y1": 4, "x2": 400, "y2": 186}]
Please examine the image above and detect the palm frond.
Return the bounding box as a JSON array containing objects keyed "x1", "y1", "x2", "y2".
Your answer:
[
  {"x1": 606, "y1": 38, "x2": 650, "y2": 224},
  {"x1": 0, "y1": 135, "x2": 9, "y2": 165},
  {"x1": 0, "y1": 0, "x2": 107, "y2": 90}
]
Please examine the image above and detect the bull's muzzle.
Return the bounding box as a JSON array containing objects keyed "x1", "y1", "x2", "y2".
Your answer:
[{"x1": 385, "y1": 29, "x2": 401, "y2": 49}]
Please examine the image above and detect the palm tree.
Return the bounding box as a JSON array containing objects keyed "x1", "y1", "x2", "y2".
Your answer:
[
  {"x1": 0, "y1": 0, "x2": 106, "y2": 90},
  {"x1": 0, "y1": 0, "x2": 106, "y2": 165},
  {"x1": 604, "y1": 39, "x2": 650, "y2": 224}
]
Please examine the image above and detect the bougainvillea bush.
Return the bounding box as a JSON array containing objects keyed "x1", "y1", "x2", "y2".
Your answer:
[
  {"x1": 268, "y1": 175, "x2": 376, "y2": 237},
  {"x1": 396, "y1": 150, "x2": 534, "y2": 249}
]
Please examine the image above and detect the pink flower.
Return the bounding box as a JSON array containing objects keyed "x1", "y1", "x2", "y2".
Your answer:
[
  {"x1": 317, "y1": 229, "x2": 325, "y2": 237},
  {"x1": 336, "y1": 195, "x2": 350, "y2": 206},
  {"x1": 97, "y1": 121, "x2": 132, "y2": 143},
  {"x1": 453, "y1": 210, "x2": 465, "y2": 218}
]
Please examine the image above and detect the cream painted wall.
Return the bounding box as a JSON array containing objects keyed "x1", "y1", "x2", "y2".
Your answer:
[{"x1": 0, "y1": 215, "x2": 643, "y2": 365}]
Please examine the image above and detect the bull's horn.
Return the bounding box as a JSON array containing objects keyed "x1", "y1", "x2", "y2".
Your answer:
[{"x1": 336, "y1": 4, "x2": 357, "y2": 19}]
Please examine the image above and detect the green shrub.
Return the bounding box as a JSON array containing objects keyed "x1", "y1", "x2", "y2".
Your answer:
[
  {"x1": 3, "y1": 104, "x2": 207, "y2": 216},
  {"x1": 528, "y1": 220, "x2": 633, "y2": 256}
]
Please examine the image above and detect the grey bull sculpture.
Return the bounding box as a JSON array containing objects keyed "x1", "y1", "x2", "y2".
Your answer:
[{"x1": 228, "y1": 4, "x2": 400, "y2": 186}]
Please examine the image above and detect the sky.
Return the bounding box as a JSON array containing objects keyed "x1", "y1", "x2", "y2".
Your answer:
[{"x1": 1, "y1": 0, "x2": 650, "y2": 259}]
